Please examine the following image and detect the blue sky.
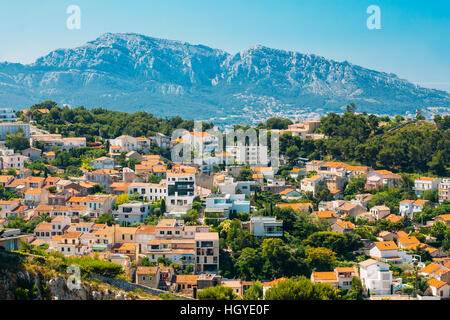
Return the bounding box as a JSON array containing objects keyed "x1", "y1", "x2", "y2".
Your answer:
[{"x1": 0, "y1": 0, "x2": 449, "y2": 91}]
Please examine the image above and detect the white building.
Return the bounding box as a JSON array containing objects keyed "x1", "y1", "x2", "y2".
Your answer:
[
  {"x1": 369, "y1": 241, "x2": 412, "y2": 265},
  {"x1": 226, "y1": 145, "x2": 269, "y2": 166},
  {"x1": 300, "y1": 175, "x2": 323, "y2": 195},
  {"x1": 205, "y1": 193, "x2": 250, "y2": 218},
  {"x1": 0, "y1": 154, "x2": 28, "y2": 170},
  {"x1": 399, "y1": 200, "x2": 415, "y2": 218},
  {"x1": 181, "y1": 131, "x2": 219, "y2": 155},
  {"x1": 0, "y1": 123, "x2": 30, "y2": 140},
  {"x1": 438, "y1": 179, "x2": 450, "y2": 204},
  {"x1": 90, "y1": 156, "x2": 115, "y2": 170},
  {"x1": 359, "y1": 259, "x2": 393, "y2": 296},
  {"x1": 0, "y1": 108, "x2": 18, "y2": 122},
  {"x1": 369, "y1": 205, "x2": 391, "y2": 220},
  {"x1": 216, "y1": 177, "x2": 255, "y2": 196},
  {"x1": 150, "y1": 133, "x2": 172, "y2": 150},
  {"x1": 127, "y1": 182, "x2": 167, "y2": 202},
  {"x1": 109, "y1": 135, "x2": 138, "y2": 154},
  {"x1": 242, "y1": 216, "x2": 283, "y2": 237},
  {"x1": 414, "y1": 177, "x2": 441, "y2": 196},
  {"x1": 114, "y1": 202, "x2": 152, "y2": 225},
  {"x1": 166, "y1": 169, "x2": 196, "y2": 215}
]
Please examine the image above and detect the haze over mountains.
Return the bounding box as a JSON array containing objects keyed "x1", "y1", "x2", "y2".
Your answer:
[{"x1": 0, "y1": 32, "x2": 449, "y2": 122}]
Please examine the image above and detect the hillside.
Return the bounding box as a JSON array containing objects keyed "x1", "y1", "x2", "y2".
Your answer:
[{"x1": 1, "y1": 33, "x2": 449, "y2": 123}]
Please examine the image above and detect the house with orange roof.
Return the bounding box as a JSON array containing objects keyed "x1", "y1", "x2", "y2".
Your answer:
[
  {"x1": 85, "y1": 169, "x2": 121, "y2": 190},
  {"x1": 135, "y1": 266, "x2": 160, "y2": 288},
  {"x1": 300, "y1": 174, "x2": 323, "y2": 194},
  {"x1": 24, "y1": 176, "x2": 45, "y2": 189},
  {"x1": 305, "y1": 160, "x2": 325, "y2": 172},
  {"x1": 85, "y1": 194, "x2": 117, "y2": 218},
  {"x1": 279, "y1": 188, "x2": 301, "y2": 200},
  {"x1": 262, "y1": 277, "x2": 287, "y2": 298},
  {"x1": 354, "y1": 193, "x2": 373, "y2": 208},
  {"x1": 384, "y1": 214, "x2": 404, "y2": 224},
  {"x1": 0, "y1": 175, "x2": 14, "y2": 187},
  {"x1": 313, "y1": 210, "x2": 339, "y2": 224},
  {"x1": 420, "y1": 263, "x2": 450, "y2": 284},
  {"x1": 289, "y1": 167, "x2": 306, "y2": 179},
  {"x1": 135, "y1": 137, "x2": 151, "y2": 152},
  {"x1": 310, "y1": 271, "x2": 338, "y2": 288},
  {"x1": 51, "y1": 231, "x2": 84, "y2": 256},
  {"x1": 369, "y1": 241, "x2": 413, "y2": 265},
  {"x1": 418, "y1": 244, "x2": 447, "y2": 258},
  {"x1": 435, "y1": 214, "x2": 450, "y2": 227},
  {"x1": 332, "y1": 219, "x2": 356, "y2": 233},
  {"x1": 0, "y1": 199, "x2": 20, "y2": 219},
  {"x1": 251, "y1": 166, "x2": 275, "y2": 180},
  {"x1": 427, "y1": 279, "x2": 450, "y2": 298},
  {"x1": 344, "y1": 165, "x2": 372, "y2": 177},
  {"x1": 369, "y1": 205, "x2": 391, "y2": 220},
  {"x1": 135, "y1": 224, "x2": 156, "y2": 253},
  {"x1": 24, "y1": 188, "x2": 49, "y2": 206},
  {"x1": 43, "y1": 151, "x2": 56, "y2": 161},
  {"x1": 173, "y1": 274, "x2": 201, "y2": 296},
  {"x1": 337, "y1": 202, "x2": 366, "y2": 218},
  {"x1": 397, "y1": 236, "x2": 421, "y2": 249},
  {"x1": 276, "y1": 202, "x2": 313, "y2": 212},
  {"x1": 365, "y1": 170, "x2": 401, "y2": 190},
  {"x1": 311, "y1": 267, "x2": 358, "y2": 290},
  {"x1": 412, "y1": 199, "x2": 431, "y2": 213}
]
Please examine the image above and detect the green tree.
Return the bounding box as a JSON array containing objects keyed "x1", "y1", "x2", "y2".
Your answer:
[
  {"x1": 95, "y1": 213, "x2": 115, "y2": 226},
  {"x1": 197, "y1": 285, "x2": 238, "y2": 300},
  {"x1": 5, "y1": 129, "x2": 30, "y2": 151},
  {"x1": 305, "y1": 246, "x2": 337, "y2": 271},
  {"x1": 264, "y1": 277, "x2": 337, "y2": 300},
  {"x1": 243, "y1": 281, "x2": 263, "y2": 300}
]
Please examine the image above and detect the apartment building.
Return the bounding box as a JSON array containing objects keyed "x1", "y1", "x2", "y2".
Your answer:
[
  {"x1": 359, "y1": 259, "x2": 393, "y2": 296},
  {"x1": 226, "y1": 145, "x2": 269, "y2": 166},
  {"x1": 0, "y1": 123, "x2": 30, "y2": 140},
  {"x1": 300, "y1": 175, "x2": 323, "y2": 195},
  {"x1": 438, "y1": 179, "x2": 450, "y2": 204},
  {"x1": 127, "y1": 182, "x2": 167, "y2": 202},
  {"x1": 166, "y1": 169, "x2": 196, "y2": 215},
  {"x1": 0, "y1": 108, "x2": 18, "y2": 122},
  {"x1": 195, "y1": 232, "x2": 219, "y2": 273},
  {"x1": 0, "y1": 154, "x2": 28, "y2": 170},
  {"x1": 414, "y1": 177, "x2": 441, "y2": 196},
  {"x1": 114, "y1": 201, "x2": 151, "y2": 225}
]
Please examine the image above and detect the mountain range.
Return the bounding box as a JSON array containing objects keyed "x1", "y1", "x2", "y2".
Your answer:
[{"x1": 0, "y1": 32, "x2": 449, "y2": 123}]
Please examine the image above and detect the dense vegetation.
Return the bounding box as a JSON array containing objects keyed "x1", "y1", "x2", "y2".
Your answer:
[
  {"x1": 279, "y1": 110, "x2": 450, "y2": 175},
  {"x1": 23, "y1": 101, "x2": 213, "y2": 142}
]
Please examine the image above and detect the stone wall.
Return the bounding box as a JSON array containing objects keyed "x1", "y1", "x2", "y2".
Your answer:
[{"x1": 91, "y1": 274, "x2": 195, "y2": 300}]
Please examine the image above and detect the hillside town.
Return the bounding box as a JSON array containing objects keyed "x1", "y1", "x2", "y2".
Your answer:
[{"x1": 0, "y1": 104, "x2": 449, "y2": 300}]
